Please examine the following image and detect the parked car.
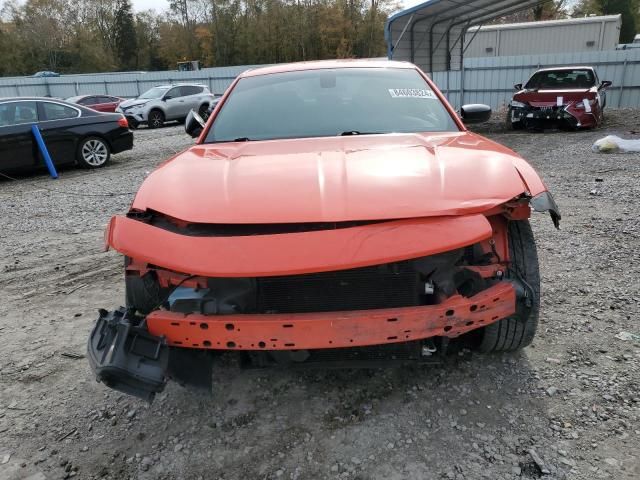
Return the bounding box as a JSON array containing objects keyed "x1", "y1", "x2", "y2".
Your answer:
[
  {"x1": 507, "y1": 66, "x2": 612, "y2": 130},
  {"x1": 89, "y1": 60, "x2": 560, "y2": 401},
  {"x1": 0, "y1": 97, "x2": 133, "y2": 172},
  {"x1": 116, "y1": 84, "x2": 215, "y2": 129},
  {"x1": 66, "y1": 95, "x2": 123, "y2": 113},
  {"x1": 32, "y1": 71, "x2": 60, "y2": 78}
]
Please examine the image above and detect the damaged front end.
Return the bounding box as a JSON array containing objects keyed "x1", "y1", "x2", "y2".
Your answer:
[
  {"x1": 510, "y1": 99, "x2": 599, "y2": 130},
  {"x1": 88, "y1": 196, "x2": 556, "y2": 401}
]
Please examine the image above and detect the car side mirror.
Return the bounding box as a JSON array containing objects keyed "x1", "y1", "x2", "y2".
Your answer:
[
  {"x1": 599, "y1": 80, "x2": 612, "y2": 90},
  {"x1": 514, "y1": 83, "x2": 523, "y2": 91},
  {"x1": 460, "y1": 104, "x2": 492, "y2": 124},
  {"x1": 185, "y1": 109, "x2": 205, "y2": 138}
]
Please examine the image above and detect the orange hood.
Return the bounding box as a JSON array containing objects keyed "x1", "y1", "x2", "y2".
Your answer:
[{"x1": 131, "y1": 132, "x2": 545, "y2": 224}]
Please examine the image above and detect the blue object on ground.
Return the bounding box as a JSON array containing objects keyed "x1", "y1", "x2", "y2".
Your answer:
[{"x1": 31, "y1": 124, "x2": 58, "y2": 179}]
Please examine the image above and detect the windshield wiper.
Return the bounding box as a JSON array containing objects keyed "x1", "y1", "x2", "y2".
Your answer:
[
  {"x1": 233, "y1": 137, "x2": 251, "y2": 142},
  {"x1": 339, "y1": 131, "x2": 382, "y2": 136}
]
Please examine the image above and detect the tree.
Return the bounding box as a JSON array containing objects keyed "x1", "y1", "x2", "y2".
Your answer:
[
  {"x1": 113, "y1": 0, "x2": 138, "y2": 69},
  {"x1": 0, "y1": 0, "x2": 398, "y2": 76},
  {"x1": 532, "y1": 0, "x2": 569, "y2": 20}
]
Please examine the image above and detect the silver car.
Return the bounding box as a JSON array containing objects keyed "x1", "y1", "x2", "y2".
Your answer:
[{"x1": 116, "y1": 84, "x2": 215, "y2": 129}]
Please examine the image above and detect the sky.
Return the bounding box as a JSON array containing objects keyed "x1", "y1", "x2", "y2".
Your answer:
[{"x1": 133, "y1": 0, "x2": 169, "y2": 11}]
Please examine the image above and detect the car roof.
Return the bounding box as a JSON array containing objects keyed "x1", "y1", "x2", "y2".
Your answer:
[
  {"x1": 534, "y1": 66, "x2": 595, "y2": 73},
  {"x1": 240, "y1": 59, "x2": 415, "y2": 78},
  {"x1": 151, "y1": 83, "x2": 207, "y2": 88},
  {"x1": 0, "y1": 97, "x2": 72, "y2": 102}
]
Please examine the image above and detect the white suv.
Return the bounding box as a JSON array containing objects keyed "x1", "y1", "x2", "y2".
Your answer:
[{"x1": 117, "y1": 84, "x2": 216, "y2": 129}]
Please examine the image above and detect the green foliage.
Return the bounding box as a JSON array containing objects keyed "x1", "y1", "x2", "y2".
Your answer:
[{"x1": 0, "y1": 0, "x2": 398, "y2": 76}]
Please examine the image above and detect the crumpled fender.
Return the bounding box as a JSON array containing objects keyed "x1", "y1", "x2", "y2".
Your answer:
[{"x1": 511, "y1": 157, "x2": 561, "y2": 228}]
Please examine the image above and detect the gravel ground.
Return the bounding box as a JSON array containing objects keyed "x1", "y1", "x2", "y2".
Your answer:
[{"x1": 0, "y1": 112, "x2": 639, "y2": 480}]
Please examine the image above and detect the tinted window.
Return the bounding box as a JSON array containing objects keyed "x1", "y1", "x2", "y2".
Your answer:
[
  {"x1": 205, "y1": 68, "x2": 458, "y2": 143},
  {"x1": 525, "y1": 69, "x2": 596, "y2": 89},
  {"x1": 139, "y1": 87, "x2": 170, "y2": 99},
  {"x1": 165, "y1": 87, "x2": 182, "y2": 99},
  {"x1": 181, "y1": 86, "x2": 203, "y2": 96},
  {"x1": 0, "y1": 102, "x2": 38, "y2": 126},
  {"x1": 41, "y1": 102, "x2": 79, "y2": 121},
  {"x1": 78, "y1": 97, "x2": 97, "y2": 105},
  {"x1": 95, "y1": 96, "x2": 113, "y2": 104}
]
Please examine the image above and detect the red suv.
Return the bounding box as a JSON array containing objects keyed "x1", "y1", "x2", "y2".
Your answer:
[{"x1": 508, "y1": 66, "x2": 611, "y2": 130}]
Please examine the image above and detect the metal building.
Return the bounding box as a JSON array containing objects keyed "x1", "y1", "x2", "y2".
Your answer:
[
  {"x1": 385, "y1": 0, "x2": 550, "y2": 73},
  {"x1": 464, "y1": 15, "x2": 621, "y2": 58}
]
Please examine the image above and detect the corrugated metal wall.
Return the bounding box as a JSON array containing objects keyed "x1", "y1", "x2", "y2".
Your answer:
[
  {"x1": 431, "y1": 49, "x2": 640, "y2": 109},
  {"x1": 0, "y1": 65, "x2": 266, "y2": 99},
  {"x1": 1, "y1": 52, "x2": 639, "y2": 110}
]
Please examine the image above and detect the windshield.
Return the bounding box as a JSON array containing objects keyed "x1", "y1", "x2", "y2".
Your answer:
[
  {"x1": 205, "y1": 68, "x2": 458, "y2": 143},
  {"x1": 525, "y1": 69, "x2": 595, "y2": 90},
  {"x1": 138, "y1": 87, "x2": 169, "y2": 99}
]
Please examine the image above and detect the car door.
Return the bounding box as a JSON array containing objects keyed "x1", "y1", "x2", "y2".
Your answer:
[
  {"x1": 181, "y1": 86, "x2": 204, "y2": 112},
  {"x1": 92, "y1": 96, "x2": 117, "y2": 112},
  {"x1": 0, "y1": 101, "x2": 39, "y2": 172},
  {"x1": 36, "y1": 101, "x2": 82, "y2": 166},
  {"x1": 163, "y1": 87, "x2": 188, "y2": 120}
]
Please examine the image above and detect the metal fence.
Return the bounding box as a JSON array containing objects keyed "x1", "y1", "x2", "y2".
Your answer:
[
  {"x1": 1, "y1": 50, "x2": 639, "y2": 109},
  {"x1": 431, "y1": 49, "x2": 640, "y2": 109},
  {"x1": 0, "y1": 65, "x2": 266, "y2": 99}
]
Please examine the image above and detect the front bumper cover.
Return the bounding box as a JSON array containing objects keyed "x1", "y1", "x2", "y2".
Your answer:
[
  {"x1": 105, "y1": 215, "x2": 493, "y2": 277},
  {"x1": 511, "y1": 104, "x2": 595, "y2": 129}
]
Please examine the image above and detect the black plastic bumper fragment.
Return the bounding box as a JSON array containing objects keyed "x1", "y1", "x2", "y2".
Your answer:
[
  {"x1": 530, "y1": 191, "x2": 561, "y2": 229},
  {"x1": 511, "y1": 106, "x2": 579, "y2": 130},
  {"x1": 87, "y1": 307, "x2": 169, "y2": 402}
]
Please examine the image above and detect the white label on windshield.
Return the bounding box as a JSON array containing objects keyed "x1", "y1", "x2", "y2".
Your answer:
[
  {"x1": 583, "y1": 98, "x2": 592, "y2": 112},
  {"x1": 557, "y1": 96, "x2": 563, "y2": 106},
  {"x1": 388, "y1": 88, "x2": 436, "y2": 99}
]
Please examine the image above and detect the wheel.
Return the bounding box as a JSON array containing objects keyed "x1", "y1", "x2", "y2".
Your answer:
[
  {"x1": 77, "y1": 136, "x2": 110, "y2": 168},
  {"x1": 506, "y1": 107, "x2": 524, "y2": 130},
  {"x1": 125, "y1": 271, "x2": 168, "y2": 315},
  {"x1": 128, "y1": 119, "x2": 139, "y2": 129},
  {"x1": 198, "y1": 104, "x2": 210, "y2": 121},
  {"x1": 147, "y1": 110, "x2": 165, "y2": 129},
  {"x1": 476, "y1": 220, "x2": 540, "y2": 352}
]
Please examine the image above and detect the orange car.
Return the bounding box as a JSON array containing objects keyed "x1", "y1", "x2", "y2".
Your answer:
[{"x1": 88, "y1": 60, "x2": 560, "y2": 401}]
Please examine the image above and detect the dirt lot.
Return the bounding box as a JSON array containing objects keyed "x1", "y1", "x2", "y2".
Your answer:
[{"x1": 1, "y1": 112, "x2": 639, "y2": 480}]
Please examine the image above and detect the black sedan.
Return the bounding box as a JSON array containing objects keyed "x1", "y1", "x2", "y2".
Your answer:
[{"x1": 0, "y1": 97, "x2": 133, "y2": 173}]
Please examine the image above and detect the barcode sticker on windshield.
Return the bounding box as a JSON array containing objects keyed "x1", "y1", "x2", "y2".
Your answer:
[{"x1": 388, "y1": 88, "x2": 436, "y2": 99}]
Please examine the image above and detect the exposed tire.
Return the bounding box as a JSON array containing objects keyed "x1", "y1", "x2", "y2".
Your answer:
[
  {"x1": 476, "y1": 220, "x2": 540, "y2": 352},
  {"x1": 199, "y1": 104, "x2": 210, "y2": 121},
  {"x1": 77, "y1": 136, "x2": 111, "y2": 168},
  {"x1": 148, "y1": 109, "x2": 165, "y2": 129}
]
